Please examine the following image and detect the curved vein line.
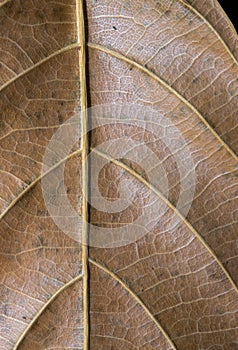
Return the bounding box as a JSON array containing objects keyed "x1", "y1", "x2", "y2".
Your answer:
[
  {"x1": 6, "y1": 289, "x2": 43, "y2": 305},
  {"x1": 13, "y1": 273, "x2": 83, "y2": 350},
  {"x1": 174, "y1": 327, "x2": 238, "y2": 339},
  {"x1": 92, "y1": 148, "x2": 238, "y2": 295},
  {"x1": 0, "y1": 0, "x2": 11, "y2": 8},
  {"x1": 88, "y1": 43, "x2": 238, "y2": 163},
  {"x1": 89, "y1": 258, "x2": 177, "y2": 350},
  {"x1": 95, "y1": 335, "x2": 137, "y2": 348},
  {"x1": 0, "y1": 125, "x2": 61, "y2": 142},
  {"x1": 6, "y1": 37, "x2": 34, "y2": 65},
  {"x1": 217, "y1": 0, "x2": 238, "y2": 37},
  {"x1": 0, "y1": 43, "x2": 79, "y2": 93},
  {"x1": 76, "y1": 1, "x2": 89, "y2": 349},
  {"x1": 178, "y1": 0, "x2": 238, "y2": 65},
  {"x1": 0, "y1": 149, "x2": 82, "y2": 221}
]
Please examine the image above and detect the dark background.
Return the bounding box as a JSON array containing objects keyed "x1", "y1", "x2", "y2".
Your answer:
[{"x1": 219, "y1": 0, "x2": 238, "y2": 31}]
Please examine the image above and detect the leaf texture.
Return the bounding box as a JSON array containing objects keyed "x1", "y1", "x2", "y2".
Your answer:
[{"x1": 0, "y1": 0, "x2": 238, "y2": 349}]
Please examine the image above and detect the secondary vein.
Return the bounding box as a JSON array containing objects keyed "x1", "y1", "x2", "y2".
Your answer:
[
  {"x1": 88, "y1": 42, "x2": 238, "y2": 163},
  {"x1": 13, "y1": 274, "x2": 83, "y2": 350},
  {"x1": 0, "y1": 43, "x2": 79, "y2": 93},
  {"x1": 92, "y1": 147, "x2": 238, "y2": 296},
  {"x1": 89, "y1": 258, "x2": 178, "y2": 350},
  {"x1": 0, "y1": 149, "x2": 82, "y2": 221},
  {"x1": 178, "y1": 0, "x2": 238, "y2": 66}
]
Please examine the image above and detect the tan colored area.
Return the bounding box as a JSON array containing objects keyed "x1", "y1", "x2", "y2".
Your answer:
[{"x1": 0, "y1": 0, "x2": 238, "y2": 349}]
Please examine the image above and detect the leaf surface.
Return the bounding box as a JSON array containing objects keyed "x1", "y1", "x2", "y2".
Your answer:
[{"x1": 0, "y1": 0, "x2": 238, "y2": 349}]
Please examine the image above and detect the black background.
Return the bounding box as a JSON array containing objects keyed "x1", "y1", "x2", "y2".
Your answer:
[{"x1": 219, "y1": 0, "x2": 238, "y2": 31}]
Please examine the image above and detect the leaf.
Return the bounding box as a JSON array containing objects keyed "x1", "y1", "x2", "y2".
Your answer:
[{"x1": 0, "y1": 0, "x2": 238, "y2": 349}]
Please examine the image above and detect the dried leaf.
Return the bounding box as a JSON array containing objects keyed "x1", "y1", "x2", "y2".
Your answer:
[{"x1": 0, "y1": 0, "x2": 238, "y2": 349}]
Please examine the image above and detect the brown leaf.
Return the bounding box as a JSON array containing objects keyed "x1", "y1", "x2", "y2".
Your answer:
[{"x1": 0, "y1": 0, "x2": 238, "y2": 349}]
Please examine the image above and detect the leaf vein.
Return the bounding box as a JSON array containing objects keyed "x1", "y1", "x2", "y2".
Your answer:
[
  {"x1": 177, "y1": 0, "x2": 238, "y2": 65},
  {"x1": 88, "y1": 42, "x2": 238, "y2": 162},
  {"x1": 89, "y1": 258, "x2": 177, "y2": 350},
  {"x1": 91, "y1": 147, "x2": 238, "y2": 295},
  {"x1": 13, "y1": 273, "x2": 83, "y2": 350},
  {"x1": 0, "y1": 149, "x2": 82, "y2": 221},
  {"x1": 0, "y1": 43, "x2": 79, "y2": 93}
]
